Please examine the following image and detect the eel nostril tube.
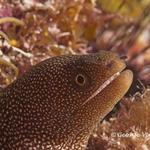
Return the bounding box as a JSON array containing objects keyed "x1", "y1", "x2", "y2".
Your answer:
[{"x1": 120, "y1": 55, "x2": 128, "y2": 60}]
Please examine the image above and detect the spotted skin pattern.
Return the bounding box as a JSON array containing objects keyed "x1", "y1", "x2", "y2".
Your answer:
[{"x1": 0, "y1": 51, "x2": 133, "y2": 150}]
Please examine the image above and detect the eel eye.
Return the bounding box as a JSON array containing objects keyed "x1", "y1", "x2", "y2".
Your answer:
[{"x1": 75, "y1": 74, "x2": 86, "y2": 86}]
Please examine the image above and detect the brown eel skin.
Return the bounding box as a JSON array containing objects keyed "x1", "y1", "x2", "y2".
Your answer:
[{"x1": 0, "y1": 51, "x2": 133, "y2": 150}]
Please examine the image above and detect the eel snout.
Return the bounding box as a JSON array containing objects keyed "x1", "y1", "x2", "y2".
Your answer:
[{"x1": 82, "y1": 55, "x2": 133, "y2": 106}]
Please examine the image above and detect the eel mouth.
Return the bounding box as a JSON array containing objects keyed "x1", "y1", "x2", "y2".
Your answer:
[{"x1": 82, "y1": 68, "x2": 132, "y2": 106}]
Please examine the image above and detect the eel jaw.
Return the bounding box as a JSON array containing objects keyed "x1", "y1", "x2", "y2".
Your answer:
[{"x1": 82, "y1": 69, "x2": 132, "y2": 106}]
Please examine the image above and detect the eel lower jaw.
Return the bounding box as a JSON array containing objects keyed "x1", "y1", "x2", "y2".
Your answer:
[{"x1": 82, "y1": 68, "x2": 132, "y2": 106}]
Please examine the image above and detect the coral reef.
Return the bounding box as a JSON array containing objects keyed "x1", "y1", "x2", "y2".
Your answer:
[{"x1": 0, "y1": 0, "x2": 150, "y2": 149}]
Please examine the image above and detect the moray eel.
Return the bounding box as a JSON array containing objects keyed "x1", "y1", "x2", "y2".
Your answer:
[{"x1": 0, "y1": 51, "x2": 133, "y2": 150}]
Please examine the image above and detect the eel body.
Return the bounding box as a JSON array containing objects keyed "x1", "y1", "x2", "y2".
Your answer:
[{"x1": 0, "y1": 51, "x2": 133, "y2": 150}]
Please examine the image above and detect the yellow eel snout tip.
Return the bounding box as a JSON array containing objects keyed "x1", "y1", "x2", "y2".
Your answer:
[{"x1": 119, "y1": 69, "x2": 133, "y2": 89}]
